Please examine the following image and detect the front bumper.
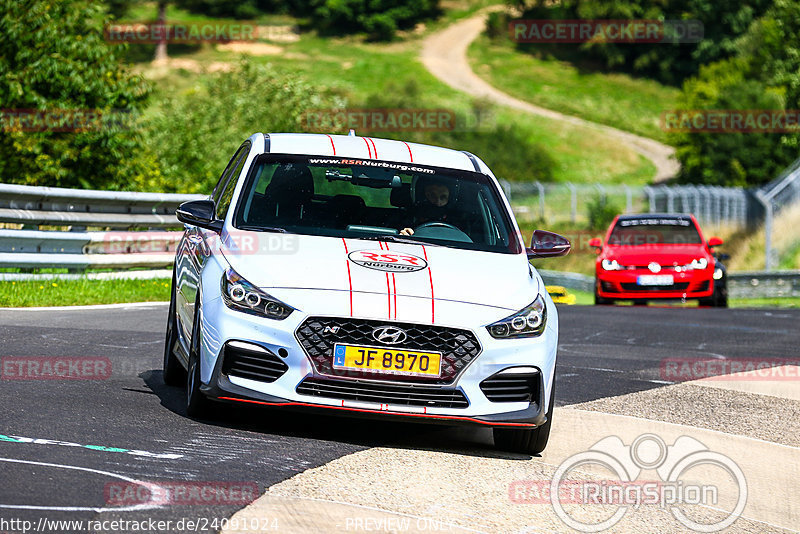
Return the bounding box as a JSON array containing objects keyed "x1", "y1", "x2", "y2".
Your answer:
[
  {"x1": 197, "y1": 296, "x2": 556, "y2": 429},
  {"x1": 596, "y1": 268, "x2": 714, "y2": 300}
]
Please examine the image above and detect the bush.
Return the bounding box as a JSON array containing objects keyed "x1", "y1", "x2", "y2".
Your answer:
[
  {"x1": 310, "y1": 0, "x2": 440, "y2": 40},
  {"x1": 485, "y1": 11, "x2": 510, "y2": 41},
  {"x1": 586, "y1": 195, "x2": 619, "y2": 230},
  {"x1": 0, "y1": 0, "x2": 158, "y2": 190},
  {"x1": 141, "y1": 60, "x2": 345, "y2": 193}
]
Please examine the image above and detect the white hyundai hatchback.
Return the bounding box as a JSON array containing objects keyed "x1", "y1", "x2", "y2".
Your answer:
[{"x1": 164, "y1": 132, "x2": 570, "y2": 454}]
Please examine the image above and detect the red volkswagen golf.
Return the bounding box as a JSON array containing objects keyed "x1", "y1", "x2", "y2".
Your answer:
[{"x1": 590, "y1": 214, "x2": 728, "y2": 307}]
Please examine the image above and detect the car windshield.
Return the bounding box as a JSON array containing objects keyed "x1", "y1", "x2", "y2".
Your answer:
[
  {"x1": 607, "y1": 217, "x2": 702, "y2": 245},
  {"x1": 233, "y1": 154, "x2": 522, "y2": 254}
]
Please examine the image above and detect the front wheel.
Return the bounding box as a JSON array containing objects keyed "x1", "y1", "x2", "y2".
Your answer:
[
  {"x1": 699, "y1": 283, "x2": 728, "y2": 308},
  {"x1": 494, "y1": 379, "x2": 555, "y2": 455},
  {"x1": 594, "y1": 283, "x2": 612, "y2": 305},
  {"x1": 163, "y1": 269, "x2": 185, "y2": 387},
  {"x1": 186, "y1": 297, "x2": 215, "y2": 418}
]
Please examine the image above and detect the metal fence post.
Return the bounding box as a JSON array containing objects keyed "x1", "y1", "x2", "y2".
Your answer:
[
  {"x1": 755, "y1": 191, "x2": 774, "y2": 271},
  {"x1": 643, "y1": 186, "x2": 655, "y2": 213}
]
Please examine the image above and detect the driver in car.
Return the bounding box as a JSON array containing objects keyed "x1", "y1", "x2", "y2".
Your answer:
[{"x1": 400, "y1": 178, "x2": 458, "y2": 236}]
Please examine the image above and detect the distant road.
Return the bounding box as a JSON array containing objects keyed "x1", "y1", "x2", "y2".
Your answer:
[{"x1": 420, "y1": 12, "x2": 680, "y2": 182}]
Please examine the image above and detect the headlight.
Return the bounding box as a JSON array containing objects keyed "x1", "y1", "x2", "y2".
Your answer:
[
  {"x1": 689, "y1": 258, "x2": 709, "y2": 270},
  {"x1": 487, "y1": 294, "x2": 547, "y2": 339},
  {"x1": 221, "y1": 267, "x2": 293, "y2": 320},
  {"x1": 713, "y1": 267, "x2": 723, "y2": 280},
  {"x1": 601, "y1": 259, "x2": 621, "y2": 271}
]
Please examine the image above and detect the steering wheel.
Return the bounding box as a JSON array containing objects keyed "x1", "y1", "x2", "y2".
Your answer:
[{"x1": 414, "y1": 222, "x2": 460, "y2": 232}]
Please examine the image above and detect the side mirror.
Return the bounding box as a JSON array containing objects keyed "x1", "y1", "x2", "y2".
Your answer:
[
  {"x1": 708, "y1": 236, "x2": 723, "y2": 247},
  {"x1": 588, "y1": 237, "x2": 602, "y2": 249},
  {"x1": 527, "y1": 230, "x2": 571, "y2": 259},
  {"x1": 176, "y1": 200, "x2": 223, "y2": 233}
]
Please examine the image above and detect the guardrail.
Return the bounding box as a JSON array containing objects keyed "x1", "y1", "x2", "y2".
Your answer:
[
  {"x1": 727, "y1": 271, "x2": 800, "y2": 298},
  {"x1": 0, "y1": 183, "x2": 202, "y2": 274},
  {"x1": 538, "y1": 269, "x2": 800, "y2": 300}
]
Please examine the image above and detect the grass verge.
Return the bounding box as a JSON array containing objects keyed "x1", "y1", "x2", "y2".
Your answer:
[
  {"x1": 468, "y1": 34, "x2": 680, "y2": 143},
  {"x1": 560, "y1": 289, "x2": 800, "y2": 309},
  {"x1": 0, "y1": 278, "x2": 170, "y2": 307},
  {"x1": 132, "y1": 11, "x2": 655, "y2": 185}
]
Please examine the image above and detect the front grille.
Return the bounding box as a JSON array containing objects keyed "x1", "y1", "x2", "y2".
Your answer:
[
  {"x1": 620, "y1": 282, "x2": 690, "y2": 292},
  {"x1": 221, "y1": 342, "x2": 288, "y2": 383},
  {"x1": 296, "y1": 377, "x2": 469, "y2": 408},
  {"x1": 295, "y1": 317, "x2": 481, "y2": 384},
  {"x1": 480, "y1": 372, "x2": 540, "y2": 403},
  {"x1": 696, "y1": 280, "x2": 710, "y2": 292}
]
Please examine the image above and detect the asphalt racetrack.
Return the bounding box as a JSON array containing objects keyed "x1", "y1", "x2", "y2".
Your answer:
[{"x1": 1, "y1": 303, "x2": 798, "y2": 533}]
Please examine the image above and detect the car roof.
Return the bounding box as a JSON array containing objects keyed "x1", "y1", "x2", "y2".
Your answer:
[
  {"x1": 616, "y1": 213, "x2": 694, "y2": 221},
  {"x1": 259, "y1": 132, "x2": 490, "y2": 174}
]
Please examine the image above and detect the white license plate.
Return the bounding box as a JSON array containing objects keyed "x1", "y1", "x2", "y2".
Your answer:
[{"x1": 637, "y1": 275, "x2": 674, "y2": 286}]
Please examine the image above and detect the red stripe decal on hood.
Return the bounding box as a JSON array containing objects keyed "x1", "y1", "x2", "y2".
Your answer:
[
  {"x1": 326, "y1": 134, "x2": 336, "y2": 156},
  {"x1": 362, "y1": 137, "x2": 373, "y2": 158},
  {"x1": 367, "y1": 137, "x2": 378, "y2": 159},
  {"x1": 422, "y1": 245, "x2": 434, "y2": 323},
  {"x1": 402, "y1": 141, "x2": 413, "y2": 162},
  {"x1": 341, "y1": 238, "x2": 353, "y2": 316}
]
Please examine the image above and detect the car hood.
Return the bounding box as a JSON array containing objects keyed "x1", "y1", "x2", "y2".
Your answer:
[
  {"x1": 219, "y1": 232, "x2": 538, "y2": 312},
  {"x1": 604, "y1": 244, "x2": 709, "y2": 266}
]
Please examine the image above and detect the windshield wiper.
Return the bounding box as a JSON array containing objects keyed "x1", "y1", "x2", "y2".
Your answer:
[{"x1": 236, "y1": 225, "x2": 288, "y2": 233}]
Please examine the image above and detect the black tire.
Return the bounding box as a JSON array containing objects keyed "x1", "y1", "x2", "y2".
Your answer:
[
  {"x1": 163, "y1": 269, "x2": 185, "y2": 387},
  {"x1": 186, "y1": 296, "x2": 214, "y2": 418},
  {"x1": 493, "y1": 379, "x2": 556, "y2": 455},
  {"x1": 700, "y1": 283, "x2": 728, "y2": 308},
  {"x1": 594, "y1": 284, "x2": 611, "y2": 305}
]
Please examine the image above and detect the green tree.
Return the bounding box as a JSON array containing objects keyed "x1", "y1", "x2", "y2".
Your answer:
[
  {"x1": 0, "y1": 0, "x2": 158, "y2": 189},
  {"x1": 142, "y1": 60, "x2": 345, "y2": 193},
  {"x1": 672, "y1": 0, "x2": 800, "y2": 185}
]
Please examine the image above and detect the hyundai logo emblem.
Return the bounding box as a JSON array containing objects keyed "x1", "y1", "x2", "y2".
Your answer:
[{"x1": 372, "y1": 326, "x2": 407, "y2": 345}]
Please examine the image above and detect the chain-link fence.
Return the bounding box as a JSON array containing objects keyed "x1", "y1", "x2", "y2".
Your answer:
[
  {"x1": 500, "y1": 157, "x2": 800, "y2": 272},
  {"x1": 754, "y1": 156, "x2": 800, "y2": 270},
  {"x1": 498, "y1": 180, "x2": 749, "y2": 228}
]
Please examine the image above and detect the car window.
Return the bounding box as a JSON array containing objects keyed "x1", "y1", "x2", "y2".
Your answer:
[
  {"x1": 608, "y1": 217, "x2": 702, "y2": 245},
  {"x1": 215, "y1": 148, "x2": 249, "y2": 219},
  {"x1": 212, "y1": 143, "x2": 249, "y2": 203},
  {"x1": 233, "y1": 154, "x2": 522, "y2": 254}
]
